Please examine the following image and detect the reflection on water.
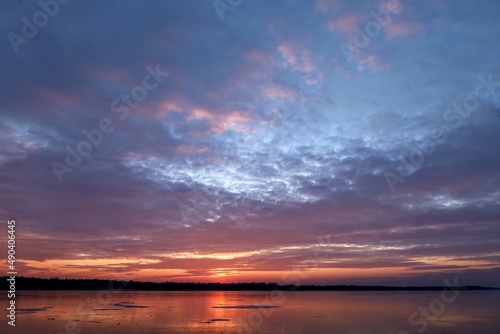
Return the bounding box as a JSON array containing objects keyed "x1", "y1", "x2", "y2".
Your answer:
[{"x1": 0, "y1": 290, "x2": 499, "y2": 333}]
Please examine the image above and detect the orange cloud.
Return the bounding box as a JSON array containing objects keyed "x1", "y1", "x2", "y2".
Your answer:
[{"x1": 189, "y1": 108, "x2": 254, "y2": 134}]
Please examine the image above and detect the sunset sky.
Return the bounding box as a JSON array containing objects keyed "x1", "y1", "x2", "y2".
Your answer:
[{"x1": 1, "y1": 0, "x2": 499, "y2": 286}]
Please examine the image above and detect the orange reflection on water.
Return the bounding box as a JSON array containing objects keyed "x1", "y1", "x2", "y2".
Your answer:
[{"x1": 1, "y1": 290, "x2": 499, "y2": 334}]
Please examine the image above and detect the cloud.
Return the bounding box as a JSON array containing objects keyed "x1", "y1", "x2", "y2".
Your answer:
[{"x1": 0, "y1": 0, "x2": 499, "y2": 286}]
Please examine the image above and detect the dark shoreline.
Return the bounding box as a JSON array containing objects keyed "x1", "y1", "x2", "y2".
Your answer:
[{"x1": 2, "y1": 277, "x2": 498, "y2": 291}]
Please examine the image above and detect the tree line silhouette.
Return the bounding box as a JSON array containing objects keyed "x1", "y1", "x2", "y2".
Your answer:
[{"x1": 1, "y1": 277, "x2": 496, "y2": 291}]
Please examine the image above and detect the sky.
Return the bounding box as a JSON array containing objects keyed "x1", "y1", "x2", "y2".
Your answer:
[{"x1": 0, "y1": 0, "x2": 499, "y2": 286}]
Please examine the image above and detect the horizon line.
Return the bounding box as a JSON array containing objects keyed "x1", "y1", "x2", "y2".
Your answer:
[{"x1": 2, "y1": 276, "x2": 499, "y2": 290}]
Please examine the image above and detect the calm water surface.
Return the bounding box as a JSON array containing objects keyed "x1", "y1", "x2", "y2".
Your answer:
[{"x1": 1, "y1": 290, "x2": 499, "y2": 333}]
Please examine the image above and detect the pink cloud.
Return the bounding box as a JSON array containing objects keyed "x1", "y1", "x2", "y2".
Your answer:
[
  {"x1": 243, "y1": 48, "x2": 273, "y2": 66},
  {"x1": 278, "y1": 44, "x2": 297, "y2": 66},
  {"x1": 85, "y1": 65, "x2": 131, "y2": 83},
  {"x1": 34, "y1": 87, "x2": 86, "y2": 115},
  {"x1": 328, "y1": 14, "x2": 365, "y2": 34},
  {"x1": 315, "y1": 0, "x2": 342, "y2": 13},
  {"x1": 263, "y1": 82, "x2": 295, "y2": 100},
  {"x1": 356, "y1": 54, "x2": 390, "y2": 72},
  {"x1": 176, "y1": 145, "x2": 209, "y2": 155},
  {"x1": 296, "y1": 50, "x2": 315, "y2": 73},
  {"x1": 385, "y1": 22, "x2": 424, "y2": 40},
  {"x1": 276, "y1": 43, "x2": 319, "y2": 82},
  {"x1": 239, "y1": 49, "x2": 273, "y2": 79},
  {"x1": 124, "y1": 95, "x2": 187, "y2": 120},
  {"x1": 188, "y1": 108, "x2": 255, "y2": 134},
  {"x1": 377, "y1": 0, "x2": 404, "y2": 14}
]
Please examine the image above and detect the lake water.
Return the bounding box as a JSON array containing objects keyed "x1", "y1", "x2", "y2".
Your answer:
[{"x1": 1, "y1": 290, "x2": 499, "y2": 333}]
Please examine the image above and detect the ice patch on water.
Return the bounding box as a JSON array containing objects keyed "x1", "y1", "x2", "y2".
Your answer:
[
  {"x1": 114, "y1": 302, "x2": 149, "y2": 309},
  {"x1": 212, "y1": 305, "x2": 280, "y2": 309},
  {"x1": 17, "y1": 306, "x2": 53, "y2": 314}
]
